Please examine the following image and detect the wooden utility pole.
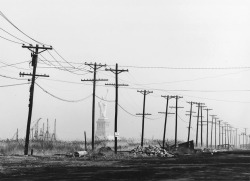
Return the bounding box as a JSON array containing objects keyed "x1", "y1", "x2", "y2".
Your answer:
[
  {"x1": 158, "y1": 95, "x2": 174, "y2": 149},
  {"x1": 235, "y1": 128, "x2": 238, "y2": 148},
  {"x1": 105, "y1": 64, "x2": 128, "y2": 154},
  {"x1": 244, "y1": 128, "x2": 247, "y2": 148},
  {"x1": 195, "y1": 103, "x2": 200, "y2": 147},
  {"x1": 224, "y1": 122, "x2": 228, "y2": 148},
  {"x1": 218, "y1": 120, "x2": 223, "y2": 148},
  {"x1": 186, "y1": 102, "x2": 197, "y2": 145},
  {"x1": 137, "y1": 90, "x2": 153, "y2": 147},
  {"x1": 170, "y1": 96, "x2": 183, "y2": 148},
  {"x1": 210, "y1": 115, "x2": 216, "y2": 148},
  {"x1": 214, "y1": 117, "x2": 218, "y2": 149},
  {"x1": 82, "y1": 62, "x2": 107, "y2": 151},
  {"x1": 204, "y1": 108, "x2": 212, "y2": 148},
  {"x1": 199, "y1": 104, "x2": 206, "y2": 147},
  {"x1": 21, "y1": 44, "x2": 52, "y2": 155},
  {"x1": 84, "y1": 131, "x2": 87, "y2": 151}
]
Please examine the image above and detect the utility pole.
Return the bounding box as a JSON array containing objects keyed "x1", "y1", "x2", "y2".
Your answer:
[
  {"x1": 82, "y1": 62, "x2": 107, "y2": 151},
  {"x1": 16, "y1": 128, "x2": 18, "y2": 141},
  {"x1": 84, "y1": 131, "x2": 87, "y2": 151},
  {"x1": 106, "y1": 64, "x2": 128, "y2": 154},
  {"x1": 194, "y1": 103, "x2": 200, "y2": 147},
  {"x1": 204, "y1": 108, "x2": 212, "y2": 148},
  {"x1": 170, "y1": 96, "x2": 183, "y2": 148},
  {"x1": 53, "y1": 119, "x2": 56, "y2": 141},
  {"x1": 21, "y1": 44, "x2": 52, "y2": 155},
  {"x1": 214, "y1": 117, "x2": 218, "y2": 149},
  {"x1": 137, "y1": 90, "x2": 153, "y2": 147},
  {"x1": 218, "y1": 120, "x2": 223, "y2": 148},
  {"x1": 199, "y1": 104, "x2": 206, "y2": 147},
  {"x1": 244, "y1": 128, "x2": 247, "y2": 148},
  {"x1": 158, "y1": 95, "x2": 174, "y2": 149},
  {"x1": 224, "y1": 122, "x2": 228, "y2": 148},
  {"x1": 186, "y1": 102, "x2": 197, "y2": 145},
  {"x1": 227, "y1": 124, "x2": 230, "y2": 149},
  {"x1": 235, "y1": 128, "x2": 238, "y2": 148},
  {"x1": 210, "y1": 115, "x2": 216, "y2": 148}
]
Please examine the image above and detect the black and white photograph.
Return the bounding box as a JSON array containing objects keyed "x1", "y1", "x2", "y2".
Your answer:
[{"x1": 0, "y1": 0, "x2": 250, "y2": 180}]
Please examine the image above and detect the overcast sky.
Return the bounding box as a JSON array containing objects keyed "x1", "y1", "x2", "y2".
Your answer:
[{"x1": 0, "y1": 0, "x2": 250, "y2": 143}]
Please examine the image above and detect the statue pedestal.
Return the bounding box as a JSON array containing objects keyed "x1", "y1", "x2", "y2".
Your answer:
[{"x1": 96, "y1": 117, "x2": 110, "y2": 139}]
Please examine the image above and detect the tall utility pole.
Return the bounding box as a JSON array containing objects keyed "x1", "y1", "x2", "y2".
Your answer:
[
  {"x1": 224, "y1": 122, "x2": 227, "y2": 148},
  {"x1": 158, "y1": 95, "x2": 174, "y2": 149},
  {"x1": 210, "y1": 115, "x2": 216, "y2": 148},
  {"x1": 235, "y1": 128, "x2": 238, "y2": 148},
  {"x1": 137, "y1": 90, "x2": 153, "y2": 147},
  {"x1": 170, "y1": 96, "x2": 183, "y2": 148},
  {"x1": 186, "y1": 102, "x2": 197, "y2": 145},
  {"x1": 106, "y1": 64, "x2": 128, "y2": 154},
  {"x1": 194, "y1": 103, "x2": 200, "y2": 147},
  {"x1": 204, "y1": 108, "x2": 212, "y2": 148},
  {"x1": 21, "y1": 44, "x2": 52, "y2": 155},
  {"x1": 53, "y1": 119, "x2": 56, "y2": 141},
  {"x1": 227, "y1": 124, "x2": 230, "y2": 149},
  {"x1": 244, "y1": 128, "x2": 247, "y2": 147},
  {"x1": 16, "y1": 128, "x2": 18, "y2": 141},
  {"x1": 82, "y1": 62, "x2": 107, "y2": 151},
  {"x1": 214, "y1": 117, "x2": 218, "y2": 149},
  {"x1": 218, "y1": 120, "x2": 223, "y2": 148},
  {"x1": 199, "y1": 104, "x2": 206, "y2": 147}
]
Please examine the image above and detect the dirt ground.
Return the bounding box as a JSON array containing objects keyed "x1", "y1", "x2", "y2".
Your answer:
[{"x1": 0, "y1": 153, "x2": 250, "y2": 180}]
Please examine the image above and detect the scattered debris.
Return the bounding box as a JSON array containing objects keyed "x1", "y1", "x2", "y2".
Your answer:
[{"x1": 130, "y1": 145, "x2": 175, "y2": 157}]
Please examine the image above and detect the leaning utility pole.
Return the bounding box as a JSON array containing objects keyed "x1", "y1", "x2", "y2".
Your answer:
[
  {"x1": 170, "y1": 96, "x2": 183, "y2": 148},
  {"x1": 137, "y1": 90, "x2": 153, "y2": 147},
  {"x1": 21, "y1": 44, "x2": 52, "y2": 155},
  {"x1": 82, "y1": 62, "x2": 107, "y2": 151},
  {"x1": 204, "y1": 108, "x2": 212, "y2": 148},
  {"x1": 186, "y1": 102, "x2": 197, "y2": 145},
  {"x1": 158, "y1": 95, "x2": 174, "y2": 149},
  {"x1": 105, "y1": 64, "x2": 128, "y2": 154}
]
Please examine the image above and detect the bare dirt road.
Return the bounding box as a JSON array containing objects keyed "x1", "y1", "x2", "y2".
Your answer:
[{"x1": 1, "y1": 153, "x2": 250, "y2": 180}]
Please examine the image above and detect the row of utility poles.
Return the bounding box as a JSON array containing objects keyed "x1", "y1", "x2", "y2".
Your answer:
[{"x1": 20, "y1": 44, "x2": 249, "y2": 156}]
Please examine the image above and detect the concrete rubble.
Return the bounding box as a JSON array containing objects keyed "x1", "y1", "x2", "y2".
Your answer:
[{"x1": 130, "y1": 145, "x2": 175, "y2": 157}]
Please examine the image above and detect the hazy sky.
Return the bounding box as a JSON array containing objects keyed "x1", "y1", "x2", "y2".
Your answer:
[{"x1": 0, "y1": 0, "x2": 250, "y2": 143}]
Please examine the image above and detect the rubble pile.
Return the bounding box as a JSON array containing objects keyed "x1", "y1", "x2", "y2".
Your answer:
[{"x1": 130, "y1": 145, "x2": 175, "y2": 157}]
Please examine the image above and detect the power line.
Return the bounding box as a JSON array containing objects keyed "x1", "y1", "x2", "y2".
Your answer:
[
  {"x1": 0, "y1": 60, "x2": 29, "y2": 69},
  {"x1": 36, "y1": 83, "x2": 92, "y2": 103},
  {"x1": 0, "y1": 73, "x2": 28, "y2": 80},
  {"x1": 0, "y1": 11, "x2": 49, "y2": 46},
  {"x1": 0, "y1": 35, "x2": 23, "y2": 45},
  {"x1": 115, "y1": 65, "x2": 250, "y2": 70},
  {"x1": 0, "y1": 82, "x2": 29, "y2": 88},
  {"x1": 0, "y1": 27, "x2": 30, "y2": 44}
]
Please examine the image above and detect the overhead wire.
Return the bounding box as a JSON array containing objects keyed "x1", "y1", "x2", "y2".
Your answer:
[
  {"x1": 36, "y1": 83, "x2": 92, "y2": 103},
  {"x1": 0, "y1": 35, "x2": 23, "y2": 45},
  {"x1": 0, "y1": 11, "x2": 49, "y2": 46},
  {"x1": 0, "y1": 27, "x2": 30, "y2": 44},
  {"x1": 0, "y1": 82, "x2": 29, "y2": 88}
]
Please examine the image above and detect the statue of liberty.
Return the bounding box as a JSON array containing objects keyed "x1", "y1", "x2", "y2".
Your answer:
[{"x1": 98, "y1": 89, "x2": 108, "y2": 118}]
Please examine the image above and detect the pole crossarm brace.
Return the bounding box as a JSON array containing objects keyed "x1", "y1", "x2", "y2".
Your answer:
[
  {"x1": 105, "y1": 83, "x2": 128, "y2": 87},
  {"x1": 20, "y1": 72, "x2": 49, "y2": 77},
  {"x1": 158, "y1": 112, "x2": 174, "y2": 114},
  {"x1": 82, "y1": 79, "x2": 108, "y2": 82},
  {"x1": 22, "y1": 44, "x2": 52, "y2": 54}
]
